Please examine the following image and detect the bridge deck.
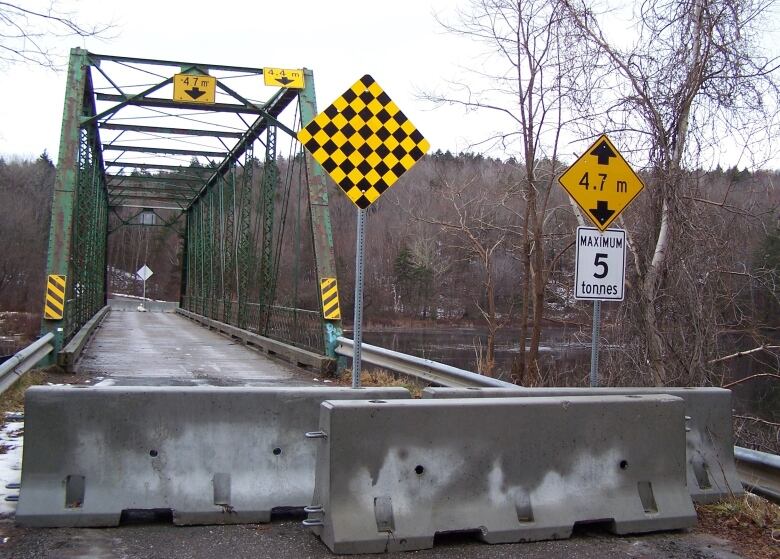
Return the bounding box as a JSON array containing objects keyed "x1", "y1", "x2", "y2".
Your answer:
[{"x1": 77, "y1": 307, "x2": 318, "y2": 387}]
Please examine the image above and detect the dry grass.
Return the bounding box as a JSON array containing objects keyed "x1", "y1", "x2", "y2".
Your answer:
[
  {"x1": 336, "y1": 368, "x2": 424, "y2": 398},
  {"x1": 697, "y1": 493, "x2": 780, "y2": 559},
  {"x1": 0, "y1": 365, "x2": 69, "y2": 425}
]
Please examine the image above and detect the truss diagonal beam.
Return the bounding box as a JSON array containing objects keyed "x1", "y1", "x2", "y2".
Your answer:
[{"x1": 188, "y1": 87, "x2": 299, "y2": 209}]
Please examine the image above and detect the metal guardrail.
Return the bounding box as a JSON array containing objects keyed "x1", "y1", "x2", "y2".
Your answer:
[
  {"x1": 734, "y1": 446, "x2": 780, "y2": 503},
  {"x1": 335, "y1": 337, "x2": 517, "y2": 388},
  {"x1": 0, "y1": 333, "x2": 55, "y2": 396}
]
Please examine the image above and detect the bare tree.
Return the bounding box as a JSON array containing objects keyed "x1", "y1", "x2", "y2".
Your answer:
[
  {"x1": 408, "y1": 157, "x2": 519, "y2": 376},
  {"x1": 0, "y1": 1, "x2": 112, "y2": 68},
  {"x1": 562, "y1": 0, "x2": 779, "y2": 385},
  {"x1": 425, "y1": 0, "x2": 586, "y2": 380}
]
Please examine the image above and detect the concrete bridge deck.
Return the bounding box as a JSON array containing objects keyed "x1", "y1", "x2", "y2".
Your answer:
[{"x1": 77, "y1": 304, "x2": 317, "y2": 387}]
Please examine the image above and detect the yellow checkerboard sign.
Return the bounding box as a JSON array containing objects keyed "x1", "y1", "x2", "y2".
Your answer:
[{"x1": 298, "y1": 75, "x2": 430, "y2": 209}]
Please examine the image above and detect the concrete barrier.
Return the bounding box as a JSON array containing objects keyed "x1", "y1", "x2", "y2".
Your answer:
[
  {"x1": 16, "y1": 386, "x2": 410, "y2": 528},
  {"x1": 424, "y1": 387, "x2": 742, "y2": 503},
  {"x1": 306, "y1": 396, "x2": 696, "y2": 554}
]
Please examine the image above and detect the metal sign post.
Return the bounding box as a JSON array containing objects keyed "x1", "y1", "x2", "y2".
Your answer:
[
  {"x1": 558, "y1": 134, "x2": 642, "y2": 388},
  {"x1": 590, "y1": 300, "x2": 601, "y2": 387},
  {"x1": 352, "y1": 208, "x2": 367, "y2": 388},
  {"x1": 297, "y1": 75, "x2": 430, "y2": 388},
  {"x1": 573, "y1": 226, "x2": 626, "y2": 388},
  {"x1": 136, "y1": 265, "x2": 153, "y2": 312}
]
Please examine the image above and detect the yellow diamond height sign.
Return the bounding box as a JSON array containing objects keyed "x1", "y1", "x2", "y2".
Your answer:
[
  {"x1": 558, "y1": 134, "x2": 645, "y2": 231},
  {"x1": 173, "y1": 73, "x2": 216, "y2": 104},
  {"x1": 298, "y1": 75, "x2": 430, "y2": 209}
]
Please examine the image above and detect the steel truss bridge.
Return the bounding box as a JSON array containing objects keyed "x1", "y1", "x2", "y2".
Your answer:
[
  {"x1": 2, "y1": 48, "x2": 774, "y2": 557},
  {"x1": 40, "y1": 49, "x2": 341, "y2": 363}
]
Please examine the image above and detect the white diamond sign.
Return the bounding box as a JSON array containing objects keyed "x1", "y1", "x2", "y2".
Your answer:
[{"x1": 136, "y1": 265, "x2": 153, "y2": 281}]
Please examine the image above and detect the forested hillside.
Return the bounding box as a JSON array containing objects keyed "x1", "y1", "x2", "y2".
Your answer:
[{"x1": 2, "y1": 153, "x2": 778, "y2": 365}]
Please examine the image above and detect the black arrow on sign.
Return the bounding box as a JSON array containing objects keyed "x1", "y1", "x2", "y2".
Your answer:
[
  {"x1": 590, "y1": 140, "x2": 616, "y2": 165},
  {"x1": 590, "y1": 201, "x2": 615, "y2": 225},
  {"x1": 275, "y1": 76, "x2": 295, "y2": 86},
  {"x1": 185, "y1": 87, "x2": 205, "y2": 100}
]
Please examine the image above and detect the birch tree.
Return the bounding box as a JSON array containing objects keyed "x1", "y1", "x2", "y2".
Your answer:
[{"x1": 562, "y1": 0, "x2": 779, "y2": 385}]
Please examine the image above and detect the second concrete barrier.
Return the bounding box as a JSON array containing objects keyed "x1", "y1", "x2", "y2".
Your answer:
[
  {"x1": 306, "y1": 396, "x2": 696, "y2": 554},
  {"x1": 424, "y1": 386, "x2": 742, "y2": 503}
]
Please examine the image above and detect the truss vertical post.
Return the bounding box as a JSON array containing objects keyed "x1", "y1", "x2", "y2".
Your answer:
[
  {"x1": 40, "y1": 48, "x2": 90, "y2": 361},
  {"x1": 222, "y1": 167, "x2": 236, "y2": 324},
  {"x1": 298, "y1": 69, "x2": 343, "y2": 357},
  {"x1": 180, "y1": 212, "x2": 189, "y2": 309},
  {"x1": 202, "y1": 193, "x2": 212, "y2": 318},
  {"x1": 259, "y1": 126, "x2": 279, "y2": 333},
  {"x1": 236, "y1": 146, "x2": 254, "y2": 329}
]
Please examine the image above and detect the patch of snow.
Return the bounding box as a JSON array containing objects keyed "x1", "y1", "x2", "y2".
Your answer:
[
  {"x1": 0, "y1": 416, "x2": 24, "y2": 516},
  {"x1": 94, "y1": 379, "x2": 116, "y2": 387}
]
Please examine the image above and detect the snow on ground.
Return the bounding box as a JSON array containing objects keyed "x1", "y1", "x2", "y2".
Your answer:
[
  {"x1": 0, "y1": 414, "x2": 24, "y2": 516},
  {"x1": 109, "y1": 292, "x2": 171, "y2": 303}
]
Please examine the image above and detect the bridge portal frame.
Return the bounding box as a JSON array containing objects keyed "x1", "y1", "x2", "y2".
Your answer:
[{"x1": 40, "y1": 49, "x2": 342, "y2": 364}]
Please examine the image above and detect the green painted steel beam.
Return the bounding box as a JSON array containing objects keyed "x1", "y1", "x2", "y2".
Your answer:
[
  {"x1": 95, "y1": 93, "x2": 269, "y2": 115},
  {"x1": 86, "y1": 78, "x2": 173, "y2": 126},
  {"x1": 40, "y1": 48, "x2": 91, "y2": 359},
  {"x1": 187, "y1": 87, "x2": 299, "y2": 210},
  {"x1": 103, "y1": 145, "x2": 228, "y2": 158},
  {"x1": 88, "y1": 52, "x2": 266, "y2": 74},
  {"x1": 104, "y1": 162, "x2": 213, "y2": 173},
  {"x1": 108, "y1": 188, "x2": 194, "y2": 197},
  {"x1": 106, "y1": 174, "x2": 200, "y2": 184},
  {"x1": 109, "y1": 191, "x2": 190, "y2": 201},
  {"x1": 298, "y1": 68, "x2": 343, "y2": 356},
  {"x1": 259, "y1": 125, "x2": 278, "y2": 333},
  {"x1": 99, "y1": 123, "x2": 244, "y2": 139}
]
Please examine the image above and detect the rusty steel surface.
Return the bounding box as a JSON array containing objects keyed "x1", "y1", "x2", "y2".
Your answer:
[{"x1": 76, "y1": 309, "x2": 318, "y2": 387}]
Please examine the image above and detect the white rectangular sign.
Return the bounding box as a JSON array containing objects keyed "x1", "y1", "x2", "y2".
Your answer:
[{"x1": 574, "y1": 226, "x2": 626, "y2": 301}]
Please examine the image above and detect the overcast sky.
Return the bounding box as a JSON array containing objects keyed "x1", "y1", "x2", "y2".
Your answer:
[
  {"x1": 1, "y1": 0, "x2": 778, "y2": 169},
  {"x1": 0, "y1": 0, "x2": 486, "y2": 160}
]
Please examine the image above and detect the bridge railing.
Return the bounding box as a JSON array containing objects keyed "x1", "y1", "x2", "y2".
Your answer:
[
  {"x1": 182, "y1": 296, "x2": 323, "y2": 354},
  {"x1": 0, "y1": 333, "x2": 55, "y2": 396},
  {"x1": 334, "y1": 337, "x2": 517, "y2": 388}
]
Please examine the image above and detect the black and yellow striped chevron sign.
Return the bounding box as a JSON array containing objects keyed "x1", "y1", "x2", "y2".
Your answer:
[
  {"x1": 44, "y1": 274, "x2": 66, "y2": 320},
  {"x1": 320, "y1": 277, "x2": 341, "y2": 320}
]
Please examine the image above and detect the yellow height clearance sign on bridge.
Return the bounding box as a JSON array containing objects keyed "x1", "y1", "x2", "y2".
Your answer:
[
  {"x1": 43, "y1": 274, "x2": 66, "y2": 320},
  {"x1": 557, "y1": 134, "x2": 645, "y2": 231},
  {"x1": 320, "y1": 278, "x2": 341, "y2": 320},
  {"x1": 173, "y1": 74, "x2": 216, "y2": 104},
  {"x1": 297, "y1": 74, "x2": 430, "y2": 209}
]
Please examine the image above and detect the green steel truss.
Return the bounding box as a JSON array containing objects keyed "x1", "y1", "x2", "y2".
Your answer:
[{"x1": 41, "y1": 49, "x2": 342, "y2": 360}]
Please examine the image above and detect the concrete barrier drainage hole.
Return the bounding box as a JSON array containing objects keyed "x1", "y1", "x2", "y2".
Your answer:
[{"x1": 415, "y1": 465, "x2": 425, "y2": 475}]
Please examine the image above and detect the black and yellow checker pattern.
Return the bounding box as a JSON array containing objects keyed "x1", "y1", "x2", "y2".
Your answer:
[
  {"x1": 298, "y1": 75, "x2": 430, "y2": 209},
  {"x1": 320, "y1": 277, "x2": 341, "y2": 320},
  {"x1": 43, "y1": 274, "x2": 66, "y2": 320}
]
